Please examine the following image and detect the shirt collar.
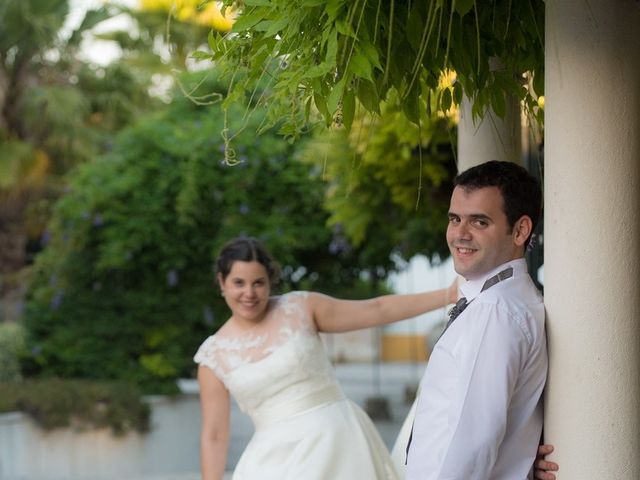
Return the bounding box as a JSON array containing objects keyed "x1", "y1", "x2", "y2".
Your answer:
[{"x1": 459, "y1": 258, "x2": 528, "y2": 301}]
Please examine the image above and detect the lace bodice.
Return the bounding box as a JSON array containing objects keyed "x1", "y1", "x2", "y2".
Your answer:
[{"x1": 194, "y1": 291, "x2": 340, "y2": 425}]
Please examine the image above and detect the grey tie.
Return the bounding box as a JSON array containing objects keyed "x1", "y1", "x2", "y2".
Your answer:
[
  {"x1": 404, "y1": 266, "x2": 514, "y2": 463},
  {"x1": 442, "y1": 296, "x2": 468, "y2": 331},
  {"x1": 441, "y1": 266, "x2": 513, "y2": 335}
]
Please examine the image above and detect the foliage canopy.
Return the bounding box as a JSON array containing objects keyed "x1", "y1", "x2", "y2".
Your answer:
[
  {"x1": 301, "y1": 88, "x2": 457, "y2": 264},
  {"x1": 201, "y1": 0, "x2": 544, "y2": 139}
]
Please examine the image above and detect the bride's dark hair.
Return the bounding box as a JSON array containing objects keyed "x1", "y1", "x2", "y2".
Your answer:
[{"x1": 216, "y1": 237, "x2": 280, "y2": 283}]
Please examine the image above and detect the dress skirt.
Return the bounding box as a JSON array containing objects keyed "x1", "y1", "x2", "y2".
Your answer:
[{"x1": 232, "y1": 398, "x2": 400, "y2": 480}]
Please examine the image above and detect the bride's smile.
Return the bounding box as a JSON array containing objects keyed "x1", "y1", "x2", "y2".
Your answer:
[{"x1": 218, "y1": 260, "x2": 271, "y2": 327}]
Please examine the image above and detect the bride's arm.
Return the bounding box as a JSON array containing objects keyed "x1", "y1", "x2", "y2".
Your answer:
[
  {"x1": 198, "y1": 366, "x2": 230, "y2": 480},
  {"x1": 308, "y1": 279, "x2": 458, "y2": 333}
]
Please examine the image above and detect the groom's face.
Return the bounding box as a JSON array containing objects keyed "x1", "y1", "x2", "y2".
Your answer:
[{"x1": 446, "y1": 186, "x2": 520, "y2": 280}]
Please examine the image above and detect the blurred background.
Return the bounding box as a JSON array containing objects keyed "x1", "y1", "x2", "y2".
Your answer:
[{"x1": 0, "y1": 1, "x2": 465, "y2": 478}]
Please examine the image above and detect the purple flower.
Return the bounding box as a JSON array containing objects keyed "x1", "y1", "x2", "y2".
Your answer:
[
  {"x1": 51, "y1": 290, "x2": 64, "y2": 310},
  {"x1": 166, "y1": 269, "x2": 179, "y2": 287},
  {"x1": 93, "y1": 214, "x2": 104, "y2": 227},
  {"x1": 202, "y1": 305, "x2": 214, "y2": 325},
  {"x1": 40, "y1": 230, "x2": 51, "y2": 247}
]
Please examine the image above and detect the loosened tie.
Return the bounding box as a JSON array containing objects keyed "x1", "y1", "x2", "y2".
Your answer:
[{"x1": 443, "y1": 296, "x2": 468, "y2": 330}]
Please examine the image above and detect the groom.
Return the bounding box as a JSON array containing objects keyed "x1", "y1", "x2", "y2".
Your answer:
[{"x1": 406, "y1": 161, "x2": 548, "y2": 479}]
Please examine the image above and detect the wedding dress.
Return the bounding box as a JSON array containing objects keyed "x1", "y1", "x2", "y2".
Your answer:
[{"x1": 195, "y1": 291, "x2": 399, "y2": 480}]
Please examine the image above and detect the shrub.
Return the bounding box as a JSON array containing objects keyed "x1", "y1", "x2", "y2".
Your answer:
[
  {"x1": 0, "y1": 322, "x2": 25, "y2": 382},
  {"x1": 0, "y1": 378, "x2": 150, "y2": 435}
]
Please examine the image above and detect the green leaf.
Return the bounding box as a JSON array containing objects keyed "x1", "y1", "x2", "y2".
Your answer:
[
  {"x1": 325, "y1": 0, "x2": 347, "y2": 22},
  {"x1": 314, "y1": 91, "x2": 331, "y2": 124},
  {"x1": 232, "y1": 9, "x2": 270, "y2": 32},
  {"x1": 190, "y1": 50, "x2": 212, "y2": 61},
  {"x1": 361, "y1": 42, "x2": 382, "y2": 71},
  {"x1": 405, "y1": 8, "x2": 424, "y2": 52},
  {"x1": 455, "y1": 0, "x2": 475, "y2": 16},
  {"x1": 342, "y1": 89, "x2": 356, "y2": 131},
  {"x1": 207, "y1": 30, "x2": 218, "y2": 53},
  {"x1": 304, "y1": 95, "x2": 313, "y2": 121},
  {"x1": 357, "y1": 80, "x2": 380, "y2": 113},
  {"x1": 349, "y1": 51, "x2": 373, "y2": 82},
  {"x1": 335, "y1": 19, "x2": 355, "y2": 37},
  {"x1": 325, "y1": 28, "x2": 338, "y2": 63},
  {"x1": 491, "y1": 89, "x2": 506, "y2": 118},
  {"x1": 441, "y1": 87, "x2": 452, "y2": 112},
  {"x1": 327, "y1": 77, "x2": 347, "y2": 115},
  {"x1": 403, "y1": 84, "x2": 420, "y2": 124},
  {"x1": 453, "y1": 82, "x2": 463, "y2": 105},
  {"x1": 264, "y1": 17, "x2": 290, "y2": 37},
  {"x1": 532, "y1": 73, "x2": 544, "y2": 97},
  {"x1": 301, "y1": 62, "x2": 335, "y2": 79}
]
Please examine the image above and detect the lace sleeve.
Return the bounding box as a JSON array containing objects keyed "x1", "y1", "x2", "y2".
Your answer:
[
  {"x1": 280, "y1": 291, "x2": 316, "y2": 333},
  {"x1": 193, "y1": 335, "x2": 225, "y2": 380}
]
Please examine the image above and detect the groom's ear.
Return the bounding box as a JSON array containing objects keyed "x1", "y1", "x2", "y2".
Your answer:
[{"x1": 512, "y1": 215, "x2": 533, "y2": 248}]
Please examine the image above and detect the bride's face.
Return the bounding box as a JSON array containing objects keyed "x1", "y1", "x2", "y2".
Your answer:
[{"x1": 218, "y1": 260, "x2": 271, "y2": 325}]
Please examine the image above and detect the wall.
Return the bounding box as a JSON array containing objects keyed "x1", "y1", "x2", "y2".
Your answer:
[{"x1": 0, "y1": 395, "x2": 201, "y2": 480}]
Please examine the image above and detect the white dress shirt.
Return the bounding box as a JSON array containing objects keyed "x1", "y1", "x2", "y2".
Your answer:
[{"x1": 406, "y1": 258, "x2": 547, "y2": 480}]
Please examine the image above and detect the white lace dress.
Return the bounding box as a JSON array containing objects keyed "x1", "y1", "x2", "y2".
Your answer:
[{"x1": 194, "y1": 291, "x2": 399, "y2": 480}]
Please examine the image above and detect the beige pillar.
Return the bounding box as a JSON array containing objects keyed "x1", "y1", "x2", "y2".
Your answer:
[
  {"x1": 544, "y1": 1, "x2": 640, "y2": 478},
  {"x1": 457, "y1": 95, "x2": 522, "y2": 171}
]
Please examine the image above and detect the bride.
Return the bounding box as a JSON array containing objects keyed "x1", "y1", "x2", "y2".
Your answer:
[{"x1": 194, "y1": 237, "x2": 558, "y2": 479}]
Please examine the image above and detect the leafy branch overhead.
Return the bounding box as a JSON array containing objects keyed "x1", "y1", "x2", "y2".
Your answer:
[{"x1": 200, "y1": 0, "x2": 544, "y2": 138}]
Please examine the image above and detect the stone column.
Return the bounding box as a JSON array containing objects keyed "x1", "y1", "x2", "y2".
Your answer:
[
  {"x1": 457, "y1": 94, "x2": 522, "y2": 171},
  {"x1": 544, "y1": 1, "x2": 640, "y2": 478}
]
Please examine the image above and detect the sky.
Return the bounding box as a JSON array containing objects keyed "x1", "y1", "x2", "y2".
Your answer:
[{"x1": 65, "y1": 0, "x2": 138, "y2": 65}]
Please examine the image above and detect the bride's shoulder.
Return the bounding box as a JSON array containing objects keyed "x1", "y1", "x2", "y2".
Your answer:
[
  {"x1": 193, "y1": 334, "x2": 218, "y2": 361},
  {"x1": 193, "y1": 320, "x2": 234, "y2": 362},
  {"x1": 274, "y1": 290, "x2": 309, "y2": 299},
  {"x1": 271, "y1": 290, "x2": 312, "y2": 311},
  {"x1": 269, "y1": 291, "x2": 317, "y2": 332}
]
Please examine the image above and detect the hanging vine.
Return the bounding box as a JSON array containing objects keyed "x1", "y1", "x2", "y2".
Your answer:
[{"x1": 195, "y1": 0, "x2": 544, "y2": 140}]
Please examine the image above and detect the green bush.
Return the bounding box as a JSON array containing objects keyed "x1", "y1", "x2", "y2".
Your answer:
[
  {"x1": 0, "y1": 379, "x2": 149, "y2": 435},
  {"x1": 0, "y1": 323, "x2": 25, "y2": 382},
  {"x1": 22, "y1": 70, "x2": 382, "y2": 392}
]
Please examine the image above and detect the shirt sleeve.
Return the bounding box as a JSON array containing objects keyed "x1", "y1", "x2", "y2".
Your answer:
[{"x1": 436, "y1": 302, "x2": 528, "y2": 479}]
